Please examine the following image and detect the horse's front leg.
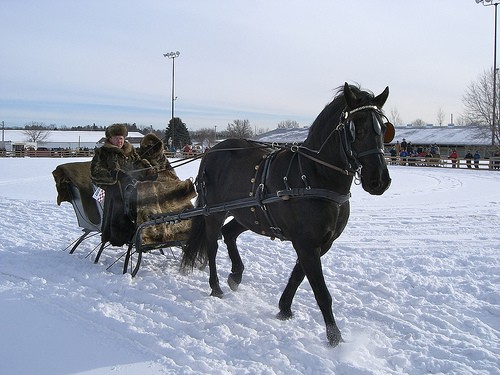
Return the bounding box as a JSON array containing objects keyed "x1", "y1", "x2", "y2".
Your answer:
[
  {"x1": 221, "y1": 218, "x2": 247, "y2": 291},
  {"x1": 295, "y1": 244, "x2": 343, "y2": 347}
]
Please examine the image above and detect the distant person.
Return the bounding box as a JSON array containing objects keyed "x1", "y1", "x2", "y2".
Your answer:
[
  {"x1": 449, "y1": 149, "x2": 458, "y2": 168},
  {"x1": 399, "y1": 148, "x2": 408, "y2": 166},
  {"x1": 389, "y1": 146, "x2": 397, "y2": 165},
  {"x1": 474, "y1": 151, "x2": 481, "y2": 169},
  {"x1": 401, "y1": 138, "x2": 407, "y2": 150},
  {"x1": 464, "y1": 151, "x2": 473, "y2": 169},
  {"x1": 407, "y1": 142, "x2": 414, "y2": 154}
]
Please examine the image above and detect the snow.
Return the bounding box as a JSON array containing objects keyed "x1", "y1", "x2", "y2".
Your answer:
[
  {"x1": 0, "y1": 157, "x2": 499, "y2": 375},
  {"x1": 256, "y1": 126, "x2": 491, "y2": 146}
]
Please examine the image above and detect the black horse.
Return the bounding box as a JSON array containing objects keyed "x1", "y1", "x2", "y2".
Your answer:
[{"x1": 181, "y1": 83, "x2": 394, "y2": 346}]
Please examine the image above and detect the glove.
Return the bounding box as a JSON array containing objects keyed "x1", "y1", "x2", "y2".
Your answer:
[{"x1": 146, "y1": 166, "x2": 159, "y2": 176}]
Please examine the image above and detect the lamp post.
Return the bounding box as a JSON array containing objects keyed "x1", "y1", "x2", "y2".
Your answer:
[
  {"x1": 1, "y1": 121, "x2": 4, "y2": 151},
  {"x1": 476, "y1": 0, "x2": 499, "y2": 146},
  {"x1": 163, "y1": 51, "x2": 180, "y2": 149}
]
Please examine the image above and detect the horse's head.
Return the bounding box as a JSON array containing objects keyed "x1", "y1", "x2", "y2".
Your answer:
[{"x1": 341, "y1": 83, "x2": 394, "y2": 195}]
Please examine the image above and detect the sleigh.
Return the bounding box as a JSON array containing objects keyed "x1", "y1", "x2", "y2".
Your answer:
[{"x1": 53, "y1": 161, "x2": 196, "y2": 276}]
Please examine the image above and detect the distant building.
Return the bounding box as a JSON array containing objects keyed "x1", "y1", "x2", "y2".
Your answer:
[
  {"x1": 255, "y1": 125, "x2": 494, "y2": 156},
  {"x1": 0, "y1": 129, "x2": 144, "y2": 151},
  {"x1": 389, "y1": 125, "x2": 489, "y2": 148}
]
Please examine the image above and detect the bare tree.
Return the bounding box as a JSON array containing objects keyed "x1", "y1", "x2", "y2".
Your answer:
[
  {"x1": 389, "y1": 107, "x2": 403, "y2": 126},
  {"x1": 277, "y1": 120, "x2": 300, "y2": 129},
  {"x1": 462, "y1": 68, "x2": 499, "y2": 145},
  {"x1": 190, "y1": 127, "x2": 217, "y2": 144},
  {"x1": 23, "y1": 122, "x2": 50, "y2": 142},
  {"x1": 436, "y1": 108, "x2": 445, "y2": 126},
  {"x1": 226, "y1": 119, "x2": 253, "y2": 138},
  {"x1": 411, "y1": 119, "x2": 427, "y2": 126}
]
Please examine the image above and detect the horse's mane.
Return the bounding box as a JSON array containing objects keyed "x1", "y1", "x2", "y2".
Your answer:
[{"x1": 307, "y1": 84, "x2": 375, "y2": 136}]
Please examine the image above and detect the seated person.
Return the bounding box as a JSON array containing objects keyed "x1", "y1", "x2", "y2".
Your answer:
[
  {"x1": 137, "y1": 133, "x2": 178, "y2": 180},
  {"x1": 91, "y1": 124, "x2": 151, "y2": 246}
]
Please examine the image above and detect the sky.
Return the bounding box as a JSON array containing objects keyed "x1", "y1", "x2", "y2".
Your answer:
[{"x1": 0, "y1": 0, "x2": 496, "y2": 132}]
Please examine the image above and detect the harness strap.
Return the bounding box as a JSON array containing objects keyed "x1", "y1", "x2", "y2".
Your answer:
[
  {"x1": 355, "y1": 148, "x2": 385, "y2": 158},
  {"x1": 296, "y1": 149, "x2": 355, "y2": 176},
  {"x1": 257, "y1": 151, "x2": 283, "y2": 239},
  {"x1": 145, "y1": 188, "x2": 350, "y2": 224},
  {"x1": 275, "y1": 188, "x2": 350, "y2": 205}
]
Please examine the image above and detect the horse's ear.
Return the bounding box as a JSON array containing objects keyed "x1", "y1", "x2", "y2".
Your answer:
[
  {"x1": 384, "y1": 121, "x2": 395, "y2": 143},
  {"x1": 344, "y1": 82, "x2": 357, "y2": 109},
  {"x1": 374, "y1": 86, "x2": 389, "y2": 108}
]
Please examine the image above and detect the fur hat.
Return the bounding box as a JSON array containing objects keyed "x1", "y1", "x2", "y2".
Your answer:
[
  {"x1": 105, "y1": 124, "x2": 128, "y2": 139},
  {"x1": 139, "y1": 133, "x2": 164, "y2": 157}
]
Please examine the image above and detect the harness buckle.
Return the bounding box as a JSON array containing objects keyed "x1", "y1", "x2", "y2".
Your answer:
[{"x1": 354, "y1": 167, "x2": 362, "y2": 185}]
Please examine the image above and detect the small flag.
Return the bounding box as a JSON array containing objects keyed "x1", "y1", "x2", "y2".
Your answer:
[{"x1": 92, "y1": 187, "x2": 105, "y2": 203}]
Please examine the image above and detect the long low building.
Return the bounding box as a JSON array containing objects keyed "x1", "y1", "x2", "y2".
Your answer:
[
  {"x1": 255, "y1": 125, "x2": 496, "y2": 156},
  {"x1": 390, "y1": 125, "x2": 489, "y2": 147},
  {"x1": 0, "y1": 129, "x2": 145, "y2": 151}
]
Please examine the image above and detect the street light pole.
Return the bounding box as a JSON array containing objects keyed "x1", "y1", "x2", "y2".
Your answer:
[
  {"x1": 476, "y1": 0, "x2": 499, "y2": 146},
  {"x1": 1, "y1": 121, "x2": 4, "y2": 151},
  {"x1": 163, "y1": 51, "x2": 180, "y2": 149}
]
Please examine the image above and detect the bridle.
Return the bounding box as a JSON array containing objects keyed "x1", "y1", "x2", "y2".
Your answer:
[
  {"x1": 294, "y1": 104, "x2": 388, "y2": 177},
  {"x1": 341, "y1": 104, "x2": 388, "y2": 161}
]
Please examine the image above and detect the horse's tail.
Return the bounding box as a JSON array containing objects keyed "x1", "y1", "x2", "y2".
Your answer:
[{"x1": 180, "y1": 214, "x2": 208, "y2": 271}]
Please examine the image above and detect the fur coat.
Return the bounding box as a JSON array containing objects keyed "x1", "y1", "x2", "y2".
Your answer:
[
  {"x1": 91, "y1": 140, "x2": 150, "y2": 188},
  {"x1": 137, "y1": 133, "x2": 178, "y2": 180}
]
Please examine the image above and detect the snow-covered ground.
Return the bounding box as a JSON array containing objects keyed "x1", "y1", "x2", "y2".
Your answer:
[{"x1": 0, "y1": 157, "x2": 498, "y2": 375}]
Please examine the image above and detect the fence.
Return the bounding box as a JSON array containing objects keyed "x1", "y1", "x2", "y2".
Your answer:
[
  {"x1": 0, "y1": 149, "x2": 200, "y2": 159},
  {"x1": 385, "y1": 156, "x2": 500, "y2": 171},
  {"x1": 1, "y1": 149, "x2": 499, "y2": 171},
  {"x1": 0, "y1": 149, "x2": 95, "y2": 158}
]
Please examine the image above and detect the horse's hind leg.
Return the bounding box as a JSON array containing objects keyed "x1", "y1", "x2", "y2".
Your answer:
[
  {"x1": 277, "y1": 261, "x2": 305, "y2": 320},
  {"x1": 221, "y1": 218, "x2": 247, "y2": 291},
  {"x1": 205, "y1": 214, "x2": 227, "y2": 298}
]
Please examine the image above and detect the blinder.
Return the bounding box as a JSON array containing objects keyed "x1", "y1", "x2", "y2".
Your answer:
[
  {"x1": 383, "y1": 121, "x2": 395, "y2": 143},
  {"x1": 343, "y1": 106, "x2": 395, "y2": 144}
]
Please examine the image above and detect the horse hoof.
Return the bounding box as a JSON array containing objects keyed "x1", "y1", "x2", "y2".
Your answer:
[
  {"x1": 227, "y1": 273, "x2": 242, "y2": 291},
  {"x1": 210, "y1": 288, "x2": 224, "y2": 298},
  {"x1": 227, "y1": 278, "x2": 239, "y2": 291},
  {"x1": 276, "y1": 310, "x2": 293, "y2": 321},
  {"x1": 327, "y1": 332, "x2": 344, "y2": 347}
]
